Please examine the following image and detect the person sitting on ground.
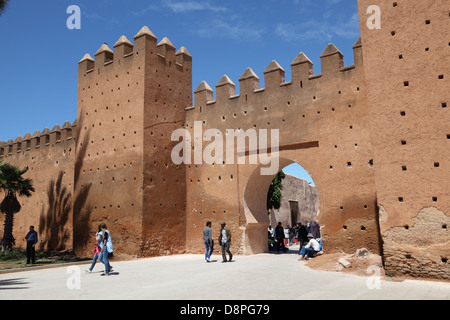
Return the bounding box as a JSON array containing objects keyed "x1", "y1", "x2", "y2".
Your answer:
[{"x1": 298, "y1": 233, "x2": 321, "y2": 261}]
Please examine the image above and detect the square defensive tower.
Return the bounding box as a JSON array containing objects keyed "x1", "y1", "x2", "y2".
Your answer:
[{"x1": 75, "y1": 26, "x2": 192, "y2": 257}]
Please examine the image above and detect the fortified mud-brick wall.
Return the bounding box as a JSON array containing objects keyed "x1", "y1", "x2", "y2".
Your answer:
[
  {"x1": 76, "y1": 27, "x2": 191, "y2": 258},
  {"x1": 357, "y1": 0, "x2": 450, "y2": 279},
  {"x1": 0, "y1": 122, "x2": 76, "y2": 251},
  {"x1": 186, "y1": 39, "x2": 381, "y2": 255}
]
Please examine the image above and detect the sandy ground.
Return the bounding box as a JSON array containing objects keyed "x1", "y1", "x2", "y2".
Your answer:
[{"x1": 305, "y1": 251, "x2": 385, "y2": 278}]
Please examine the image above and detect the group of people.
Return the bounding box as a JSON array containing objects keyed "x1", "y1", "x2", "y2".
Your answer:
[
  {"x1": 26, "y1": 218, "x2": 319, "y2": 271},
  {"x1": 87, "y1": 223, "x2": 114, "y2": 276},
  {"x1": 203, "y1": 221, "x2": 233, "y2": 263},
  {"x1": 24, "y1": 218, "x2": 318, "y2": 272},
  {"x1": 28, "y1": 222, "x2": 115, "y2": 276},
  {"x1": 203, "y1": 219, "x2": 322, "y2": 263},
  {"x1": 23, "y1": 223, "x2": 114, "y2": 277},
  {"x1": 268, "y1": 220, "x2": 323, "y2": 260}
]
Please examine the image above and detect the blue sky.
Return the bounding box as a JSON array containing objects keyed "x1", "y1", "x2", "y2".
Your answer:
[
  {"x1": 283, "y1": 163, "x2": 315, "y2": 186},
  {"x1": 0, "y1": 0, "x2": 360, "y2": 181}
]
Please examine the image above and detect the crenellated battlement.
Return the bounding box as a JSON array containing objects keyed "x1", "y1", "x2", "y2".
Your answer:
[
  {"x1": 78, "y1": 26, "x2": 192, "y2": 76},
  {"x1": 0, "y1": 120, "x2": 77, "y2": 158},
  {"x1": 192, "y1": 38, "x2": 362, "y2": 108}
]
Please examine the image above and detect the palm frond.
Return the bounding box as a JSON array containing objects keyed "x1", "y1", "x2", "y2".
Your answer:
[{"x1": 0, "y1": 163, "x2": 35, "y2": 197}]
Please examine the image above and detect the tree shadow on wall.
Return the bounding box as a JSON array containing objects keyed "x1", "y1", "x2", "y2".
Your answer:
[
  {"x1": 72, "y1": 123, "x2": 93, "y2": 255},
  {"x1": 38, "y1": 171, "x2": 72, "y2": 251}
]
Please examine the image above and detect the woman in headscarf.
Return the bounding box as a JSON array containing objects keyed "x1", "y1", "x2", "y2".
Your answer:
[{"x1": 310, "y1": 221, "x2": 321, "y2": 239}]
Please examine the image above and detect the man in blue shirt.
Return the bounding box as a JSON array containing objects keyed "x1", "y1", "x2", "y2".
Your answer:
[{"x1": 25, "y1": 226, "x2": 38, "y2": 264}]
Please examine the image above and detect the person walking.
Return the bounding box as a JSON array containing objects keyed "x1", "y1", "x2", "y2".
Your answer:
[
  {"x1": 218, "y1": 222, "x2": 232, "y2": 262},
  {"x1": 86, "y1": 224, "x2": 103, "y2": 273},
  {"x1": 99, "y1": 223, "x2": 113, "y2": 276},
  {"x1": 24, "y1": 226, "x2": 38, "y2": 264},
  {"x1": 203, "y1": 221, "x2": 214, "y2": 262}
]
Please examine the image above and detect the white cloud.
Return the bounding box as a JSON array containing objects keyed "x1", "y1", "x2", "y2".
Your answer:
[
  {"x1": 132, "y1": 0, "x2": 227, "y2": 16},
  {"x1": 275, "y1": 22, "x2": 332, "y2": 42},
  {"x1": 164, "y1": 1, "x2": 227, "y2": 13},
  {"x1": 195, "y1": 19, "x2": 265, "y2": 41},
  {"x1": 275, "y1": 11, "x2": 360, "y2": 42}
]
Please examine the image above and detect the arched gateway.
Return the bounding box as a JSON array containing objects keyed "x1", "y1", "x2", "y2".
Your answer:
[{"x1": 186, "y1": 38, "x2": 382, "y2": 257}]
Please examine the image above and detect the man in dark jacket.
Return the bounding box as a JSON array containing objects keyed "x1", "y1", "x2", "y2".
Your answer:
[
  {"x1": 25, "y1": 226, "x2": 38, "y2": 264},
  {"x1": 218, "y1": 222, "x2": 233, "y2": 262},
  {"x1": 275, "y1": 222, "x2": 287, "y2": 253},
  {"x1": 203, "y1": 221, "x2": 214, "y2": 262},
  {"x1": 297, "y1": 221, "x2": 308, "y2": 247}
]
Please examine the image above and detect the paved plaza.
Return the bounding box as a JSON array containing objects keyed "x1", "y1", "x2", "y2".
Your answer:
[{"x1": 0, "y1": 250, "x2": 449, "y2": 300}]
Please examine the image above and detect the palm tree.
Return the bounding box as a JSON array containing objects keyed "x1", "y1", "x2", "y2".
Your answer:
[
  {"x1": 0, "y1": 161, "x2": 35, "y2": 252},
  {"x1": 0, "y1": 0, "x2": 9, "y2": 16}
]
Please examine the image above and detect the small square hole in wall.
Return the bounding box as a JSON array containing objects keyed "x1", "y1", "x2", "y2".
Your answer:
[
  {"x1": 434, "y1": 162, "x2": 440, "y2": 167},
  {"x1": 391, "y1": 31, "x2": 396, "y2": 36},
  {"x1": 447, "y1": 134, "x2": 450, "y2": 139},
  {"x1": 432, "y1": 197, "x2": 438, "y2": 202},
  {"x1": 398, "y1": 197, "x2": 404, "y2": 202},
  {"x1": 438, "y1": 75, "x2": 444, "y2": 79},
  {"x1": 400, "y1": 111, "x2": 406, "y2": 116},
  {"x1": 402, "y1": 166, "x2": 407, "y2": 171},
  {"x1": 401, "y1": 140, "x2": 407, "y2": 145},
  {"x1": 393, "y1": 2, "x2": 398, "y2": 7},
  {"x1": 404, "y1": 81, "x2": 409, "y2": 87},
  {"x1": 425, "y1": 20, "x2": 431, "y2": 24},
  {"x1": 442, "y1": 102, "x2": 447, "y2": 108},
  {"x1": 346, "y1": 162, "x2": 352, "y2": 168}
]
